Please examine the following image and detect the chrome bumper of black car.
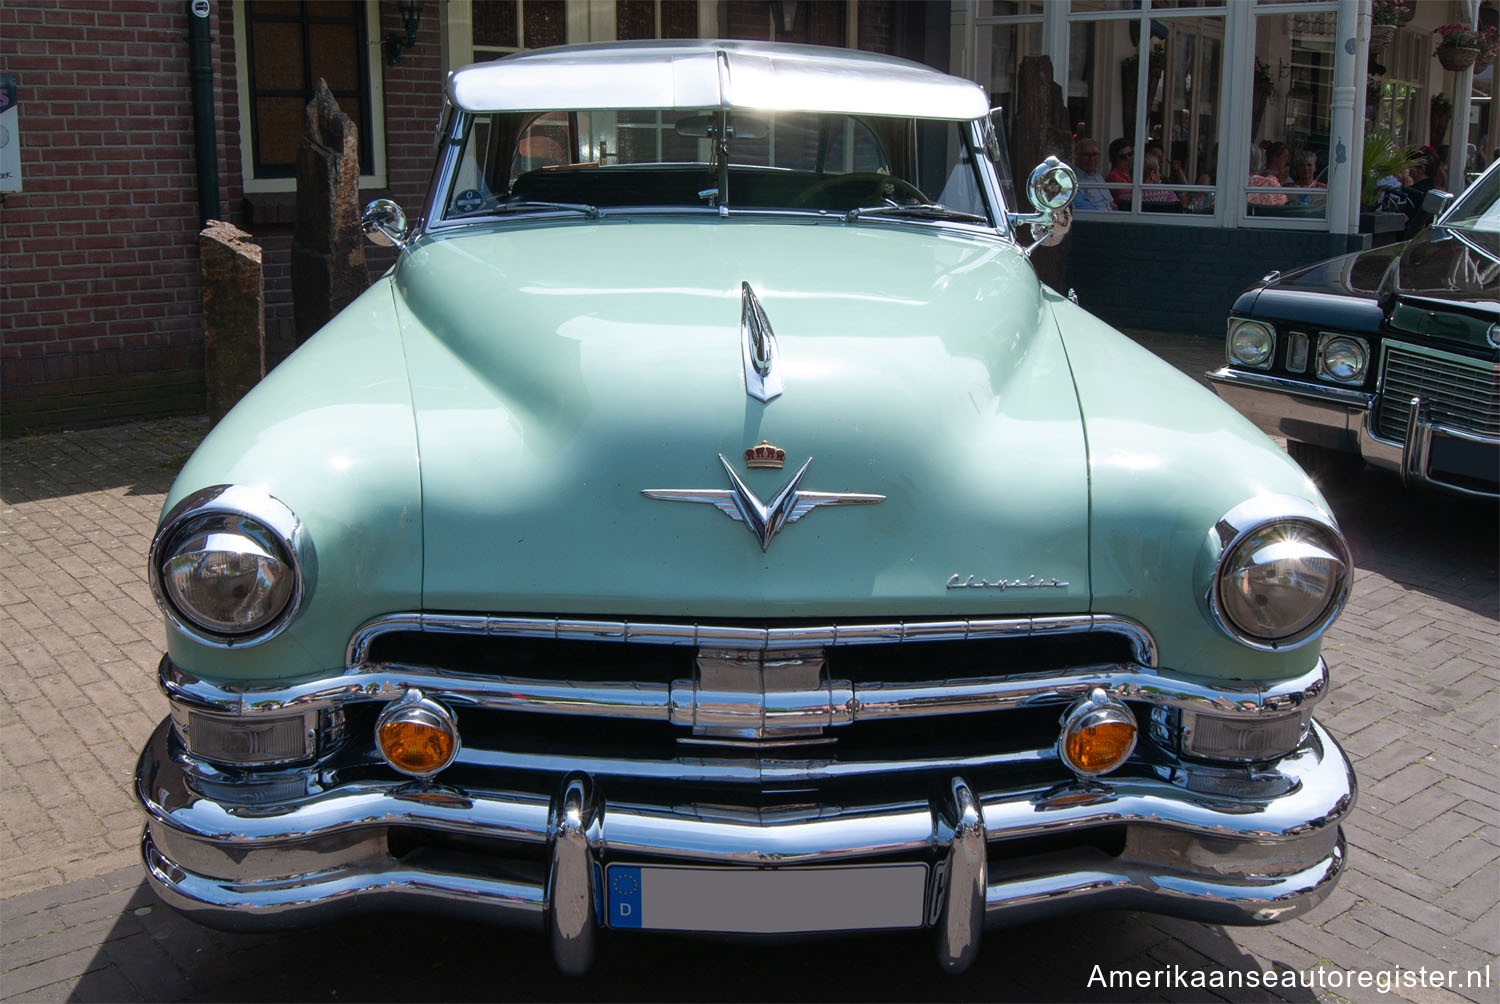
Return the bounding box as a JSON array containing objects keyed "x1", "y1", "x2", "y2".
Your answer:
[
  {"x1": 137, "y1": 711, "x2": 1354, "y2": 975},
  {"x1": 1207, "y1": 366, "x2": 1499, "y2": 499}
]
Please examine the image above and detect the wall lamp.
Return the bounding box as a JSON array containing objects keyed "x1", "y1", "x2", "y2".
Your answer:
[{"x1": 385, "y1": 0, "x2": 424, "y2": 66}]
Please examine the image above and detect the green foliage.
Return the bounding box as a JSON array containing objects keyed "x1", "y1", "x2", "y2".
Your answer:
[{"x1": 1362, "y1": 124, "x2": 1419, "y2": 209}]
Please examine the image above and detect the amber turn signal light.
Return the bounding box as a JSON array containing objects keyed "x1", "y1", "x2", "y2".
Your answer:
[
  {"x1": 375, "y1": 689, "x2": 459, "y2": 778},
  {"x1": 1058, "y1": 689, "x2": 1137, "y2": 777}
]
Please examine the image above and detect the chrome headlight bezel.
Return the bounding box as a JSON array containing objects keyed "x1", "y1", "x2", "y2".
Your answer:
[
  {"x1": 1226, "y1": 318, "x2": 1276, "y2": 369},
  {"x1": 1315, "y1": 334, "x2": 1369, "y2": 385},
  {"x1": 148, "y1": 485, "x2": 308, "y2": 648},
  {"x1": 1205, "y1": 495, "x2": 1352, "y2": 652}
]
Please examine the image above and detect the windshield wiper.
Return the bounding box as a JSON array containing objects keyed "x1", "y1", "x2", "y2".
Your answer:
[
  {"x1": 844, "y1": 204, "x2": 987, "y2": 224},
  {"x1": 495, "y1": 200, "x2": 601, "y2": 219}
]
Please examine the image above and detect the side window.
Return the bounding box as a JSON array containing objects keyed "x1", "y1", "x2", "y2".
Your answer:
[{"x1": 234, "y1": 0, "x2": 385, "y2": 192}]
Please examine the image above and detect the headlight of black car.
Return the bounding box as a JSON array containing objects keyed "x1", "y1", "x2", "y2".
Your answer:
[
  {"x1": 1206, "y1": 495, "x2": 1351, "y2": 651},
  {"x1": 1226, "y1": 318, "x2": 1276, "y2": 369},
  {"x1": 149, "y1": 486, "x2": 307, "y2": 646}
]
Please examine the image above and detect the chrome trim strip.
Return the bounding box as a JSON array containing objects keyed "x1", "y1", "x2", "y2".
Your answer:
[
  {"x1": 160, "y1": 656, "x2": 1326, "y2": 724},
  {"x1": 138, "y1": 721, "x2": 1353, "y2": 854},
  {"x1": 1205, "y1": 366, "x2": 1375, "y2": 409},
  {"x1": 345, "y1": 613, "x2": 1160, "y2": 668}
]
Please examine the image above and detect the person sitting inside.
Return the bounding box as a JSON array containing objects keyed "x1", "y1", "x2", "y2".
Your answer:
[
  {"x1": 1106, "y1": 137, "x2": 1133, "y2": 211},
  {"x1": 1247, "y1": 145, "x2": 1287, "y2": 207},
  {"x1": 1072, "y1": 138, "x2": 1116, "y2": 211},
  {"x1": 1392, "y1": 146, "x2": 1442, "y2": 238},
  {"x1": 1140, "y1": 154, "x2": 1182, "y2": 212},
  {"x1": 1290, "y1": 152, "x2": 1326, "y2": 207}
]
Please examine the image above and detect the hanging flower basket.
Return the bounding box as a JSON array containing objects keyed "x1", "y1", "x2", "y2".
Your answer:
[
  {"x1": 1370, "y1": 23, "x2": 1397, "y2": 57},
  {"x1": 1436, "y1": 45, "x2": 1479, "y2": 72},
  {"x1": 1396, "y1": 5, "x2": 1415, "y2": 26}
]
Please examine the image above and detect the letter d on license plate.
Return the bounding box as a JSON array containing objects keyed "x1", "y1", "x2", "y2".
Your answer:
[{"x1": 605, "y1": 863, "x2": 928, "y2": 933}]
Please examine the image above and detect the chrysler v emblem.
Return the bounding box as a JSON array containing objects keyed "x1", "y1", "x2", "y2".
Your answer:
[{"x1": 643, "y1": 455, "x2": 884, "y2": 551}]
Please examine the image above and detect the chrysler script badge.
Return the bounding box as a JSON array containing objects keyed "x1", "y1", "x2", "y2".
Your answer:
[{"x1": 643, "y1": 455, "x2": 884, "y2": 551}]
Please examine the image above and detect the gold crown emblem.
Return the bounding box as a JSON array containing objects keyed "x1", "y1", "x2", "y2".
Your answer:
[{"x1": 744, "y1": 440, "x2": 787, "y2": 469}]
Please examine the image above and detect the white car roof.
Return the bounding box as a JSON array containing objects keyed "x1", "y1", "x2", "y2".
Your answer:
[{"x1": 447, "y1": 39, "x2": 990, "y2": 121}]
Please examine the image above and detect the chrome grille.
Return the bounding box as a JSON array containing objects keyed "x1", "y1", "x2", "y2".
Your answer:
[{"x1": 1376, "y1": 343, "x2": 1500, "y2": 441}]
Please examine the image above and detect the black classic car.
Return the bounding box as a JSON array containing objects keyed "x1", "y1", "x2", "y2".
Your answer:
[{"x1": 1209, "y1": 161, "x2": 1499, "y2": 498}]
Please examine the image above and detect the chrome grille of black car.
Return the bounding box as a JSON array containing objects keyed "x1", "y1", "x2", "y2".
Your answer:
[{"x1": 1375, "y1": 343, "x2": 1500, "y2": 441}]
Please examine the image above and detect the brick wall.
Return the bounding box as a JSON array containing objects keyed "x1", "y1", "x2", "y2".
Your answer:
[
  {"x1": 1, "y1": 0, "x2": 207, "y2": 433},
  {"x1": 1064, "y1": 222, "x2": 1369, "y2": 337},
  {"x1": 0, "y1": 0, "x2": 443, "y2": 435}
]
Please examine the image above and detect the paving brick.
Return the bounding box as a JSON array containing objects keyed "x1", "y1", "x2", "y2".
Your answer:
[{"x1": 0, "y1": 945, "x2": 109, "y2": 1000}]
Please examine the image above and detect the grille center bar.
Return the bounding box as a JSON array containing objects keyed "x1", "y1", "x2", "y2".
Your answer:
[{"x1": 672, "y1": 647, "x2": 850, "y2": 741}]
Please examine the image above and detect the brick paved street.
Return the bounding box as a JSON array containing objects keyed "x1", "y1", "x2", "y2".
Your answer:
[{"x1": 1, "y1": 335, "x2": 1496, "y2": 1003}]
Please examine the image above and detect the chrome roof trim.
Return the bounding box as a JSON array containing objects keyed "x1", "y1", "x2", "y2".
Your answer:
[
  {"x1": 344, "y1": 612, "x2": 1158, "y2": 669},
  {"x1": 446, "y1": 40, "x2": 989, "y2": 120}
]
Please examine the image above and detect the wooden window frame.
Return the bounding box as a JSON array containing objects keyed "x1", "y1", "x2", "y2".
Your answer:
[{"x1": 233, "y1": 0, "x2": 388, "y2": 194}]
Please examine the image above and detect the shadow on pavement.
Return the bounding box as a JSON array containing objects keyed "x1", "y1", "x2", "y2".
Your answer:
[
  {"x1": 1308, "y1": 459, "x2": 1499, "y2": 620},
  {"x1": 0, "y1": 418, "x2": 207, "y2": 505},
  {"x1": 67, "y1": 884, "x2": 1314, "y2": 1003}
]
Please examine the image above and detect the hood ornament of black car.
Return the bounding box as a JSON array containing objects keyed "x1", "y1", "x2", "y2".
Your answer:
[
  {"x1": 643, "y1": 455, "x2": 883, "y2": 551},
  {"x1": 741, "y1": 282, "x2": 783, "y2": 403}
]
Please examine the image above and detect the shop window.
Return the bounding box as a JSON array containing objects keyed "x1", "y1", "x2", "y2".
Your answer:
[
  {"x1": 975, "y1": 2, "x2": 1045, "y2": 148},
  {"x1": 616, "y1": 0, "x2": 699, "y2": 39},
  {"x1": 1245, "y1": 8, "x2": 1335, "y2": 222},
  {"x1": 234, "y1": 0, "x2": 385, "y2": 193},
  {"x1": 1067, "y1": 5, "x2": 1223, "y2": 218}
]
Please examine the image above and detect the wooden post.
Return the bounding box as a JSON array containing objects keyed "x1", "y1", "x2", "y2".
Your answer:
[{"x1": 198, "y1": 221, "x2": 265, "y2": 424}]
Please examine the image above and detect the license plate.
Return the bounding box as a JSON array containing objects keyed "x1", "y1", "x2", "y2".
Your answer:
[{"x1": 604, "y1": 862, "x2": 929, "y2": 933}]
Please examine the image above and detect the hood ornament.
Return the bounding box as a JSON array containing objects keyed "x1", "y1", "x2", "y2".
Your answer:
[
  {"x1": 643, "y1": 455, "x2": 883, "y2": 551},
  {"x1": 741, "y1": 282, "x2": 783, "y2": 403}
]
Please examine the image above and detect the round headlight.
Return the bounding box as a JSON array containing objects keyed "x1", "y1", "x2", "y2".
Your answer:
[
  {"x1": 1317, "y1": 335, "x2": 1368, "y2": 384},
  {"x1": 149, "y1": 486, "x2": 306, "y2": 646},
  {"x1": 161, "y1": 515, "x2": 294, "y2": 635},
  {"x1": 1208, "y1": 498, "x2": 1351, "y2": 650},
  {"x1": 1228, "y1": 320, "x2": 1274, "y2": 368}
]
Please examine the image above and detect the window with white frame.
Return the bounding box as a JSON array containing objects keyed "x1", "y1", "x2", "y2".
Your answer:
[
  {"x1": 1368, "y1": 27, "x2": 1426, "y2": 149},
  {"x1": 1244, "y1": 5, "x2": 1336, "y2": 223},
  {"x1": 233, "y1": 0, "x2": 386, "y2": 193},
  {"x1": 1066, "y1": 2, "x2": 1225, "y2": 219}
]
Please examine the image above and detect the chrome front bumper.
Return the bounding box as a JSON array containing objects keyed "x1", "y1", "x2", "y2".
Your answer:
[
  {"x1": 137, "y1": 713, "x2": 1354, "y2": 974},
  {"x1": 1207, "y1": 366, "x2": 1499, "y2": 499}
]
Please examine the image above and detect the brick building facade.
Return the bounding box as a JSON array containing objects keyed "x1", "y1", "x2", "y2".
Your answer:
[{"x1": 0, "y1": 0, "x2": 937, "y2": 434}]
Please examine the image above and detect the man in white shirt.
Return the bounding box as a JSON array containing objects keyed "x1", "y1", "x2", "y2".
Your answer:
[{"x1": 1072, "y1": 138, "x2": 1116, "y2": 211}]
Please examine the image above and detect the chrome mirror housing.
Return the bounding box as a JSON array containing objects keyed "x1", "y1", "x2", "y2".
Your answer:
[
  {"x1": 1007, "y1": 156, "x2": 1078, "y2": 255},
  {"x1": 361, "y1": 199, "x2": 409, "y2": 249}
]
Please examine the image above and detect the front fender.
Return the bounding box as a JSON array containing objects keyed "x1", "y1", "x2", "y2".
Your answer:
[
  {"x1": 161, "y1": 280, "x2": 423, "y2": 681},
  {"x1": 1048, "y1": 290, "x2": 1335, "y2": 681}
]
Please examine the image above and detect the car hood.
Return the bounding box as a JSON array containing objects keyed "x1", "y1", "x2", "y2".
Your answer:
[
  {"x1": 392, "y1": 220, "x2": 1091, "y2": 617},
  {"x1": 1241, "y1": 225, "x2": 1499, "y2": 338}
]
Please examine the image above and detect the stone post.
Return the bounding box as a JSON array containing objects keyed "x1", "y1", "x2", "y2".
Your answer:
[
  {"x1": 1011, "y1": 56, "x2": 1073, "y2": 293},
  {"x1": 291, "y1": 78, "x2": 369, "y2": 348},
  {"x1": 199, "y1": 220, "x2": 265, "y2": 423}
]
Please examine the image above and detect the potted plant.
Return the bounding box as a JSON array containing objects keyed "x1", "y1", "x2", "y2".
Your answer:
[
  {"x1": 1433, "y1": 23, "x2": 1483, "y2": 72},
  {"x1": 1361, "y1": 124, "x2": 1419, "y2": 210},
  {"x1": 1370, "y1": 0, "x2": 1408, "y2": 57}
]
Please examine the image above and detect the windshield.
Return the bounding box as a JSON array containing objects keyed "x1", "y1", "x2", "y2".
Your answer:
[
  {"x1": 438, "y1": 108, "x2": 994, "y2": 226},
  {"x1": 1441, "y1": 162, "x2": 1500, "y2": 234}
]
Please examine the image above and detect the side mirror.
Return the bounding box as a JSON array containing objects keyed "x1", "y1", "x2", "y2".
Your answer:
[
  {"x1": 1422, "y1": 188, "x2": 1455, "y2": 217},
  {"x1": 1007, "y1": 156, "x2": 1078, "y2": 255},
  {"x1": 361, "y1": 199, "x2": 409, "y2": 249}
]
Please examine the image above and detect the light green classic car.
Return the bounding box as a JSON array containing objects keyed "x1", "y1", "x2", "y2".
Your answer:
[{"x1": 136, "y1": 41, "x2": 1356, "y2": 974}]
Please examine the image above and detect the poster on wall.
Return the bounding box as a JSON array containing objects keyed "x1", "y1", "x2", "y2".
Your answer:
[{"x1": 0, "y1": 75, "x2": 19, "y2": 193}]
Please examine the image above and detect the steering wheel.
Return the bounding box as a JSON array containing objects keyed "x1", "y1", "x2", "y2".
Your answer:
[{"x1": 790, "y1": 172, "x2": 929, "y2": 209}]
